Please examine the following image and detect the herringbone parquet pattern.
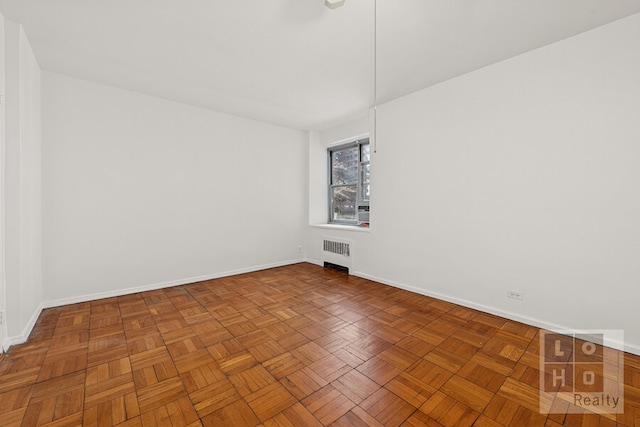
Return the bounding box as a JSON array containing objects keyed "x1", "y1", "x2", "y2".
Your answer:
[{"x1": 0, "y1": 263, "x2": 638, "y2": 426}]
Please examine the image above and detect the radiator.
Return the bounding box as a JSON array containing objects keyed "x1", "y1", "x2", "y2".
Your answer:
[{"x1": 321, "y1": 237, "x2": 352, "y2": 273}]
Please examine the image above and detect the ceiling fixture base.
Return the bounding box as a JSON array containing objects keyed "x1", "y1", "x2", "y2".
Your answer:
[{"x1": 325, "y1": 0, "x2": 346, "y2": 9}]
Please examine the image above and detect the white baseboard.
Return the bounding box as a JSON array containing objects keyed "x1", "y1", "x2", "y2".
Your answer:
[
  {"x1": 3, "y1": 302, "x2": 44, "y2": 352},
  {"x1": 4, "y1": 258, "x2": 304, "y2": 351},
  {"x1": 306, "y1": 259, "x2": 639, "y2": 355},
  {"x1": 43, "y1": 258, "x2": 304, "y2": 309},
  {"x1": 5, "y1": 259, "x2": 639, "y2": 358},
  {"x1": 351, "y1": 270, "x2": 640, "y2": 357},
  {"x1": 304, "y1": 258, "x2": 323, "y2": 268}
]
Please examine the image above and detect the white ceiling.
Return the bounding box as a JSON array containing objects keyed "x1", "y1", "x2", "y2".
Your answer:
[{"x1": 1, "y1": 0, "x2": 639, "y2": 130}]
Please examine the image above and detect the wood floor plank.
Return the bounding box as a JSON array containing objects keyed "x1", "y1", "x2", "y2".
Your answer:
[
  {"x1": 384, "y1": 371, "x2": 436, "y2": 408},
  {"x1": 262, "y1": 402, "x2": 323, "y2": 427},
  {"x1": 0, "y1": 262, "x2": 637, "y2": 426},
  {"x1": 359, "y1": 387, "x2": 415, "y2": 426},
  {"x1": 280, "y1": 366, "x2": 327, "y2": 400},
  {"x1": 301, "y1": 384, "x2": 355, "y2": 425},
  {"x1": 245, "y1": 381, "x2": 297, "y2": 422},
  {"x1": 200, "y1": 398, "x2": 259, "y2": 427},
  {"x1": 440, "y1": 375, "x2": 494, "y2": 413},
  {"x1": 0, "y1": 367, "x2": 41, "y2": 394},
  {"x1": 331, "y1": 368, "x2": 380, "y2": 405}
]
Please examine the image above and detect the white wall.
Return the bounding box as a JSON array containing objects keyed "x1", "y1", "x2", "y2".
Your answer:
[
  {"x1": 307, "y1": 14, "x2": 640, "y2": 354},
  {"x1": 2, "y1": 19, "x2": 42, "y2": 348},
  {"x1": 42, "y1": 72, "x2": 307, "y2": 304},
  {"x1": 0, "y1": 13, "x2": 5, "y2": 350}
]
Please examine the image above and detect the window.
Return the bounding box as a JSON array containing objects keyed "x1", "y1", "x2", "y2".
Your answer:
[{"x1": 328, "y1": 138, "x2": 370, "y2": 225}]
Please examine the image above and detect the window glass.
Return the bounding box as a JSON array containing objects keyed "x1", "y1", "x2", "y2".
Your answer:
[
  {"x1": 361, "y1": 144, "x2": 370, "y2": 163},
  {"x1": 331, "y1": 186, "x2": 357, "y2": 221},
  {"x1": 361, "y1": 164, "x2": 370, "y2": 201},
  {"x1": 332, "y1": 147, "x2": 359, "y2": 185}
]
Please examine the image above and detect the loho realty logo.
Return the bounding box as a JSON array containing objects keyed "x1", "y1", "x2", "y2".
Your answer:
[{"x1": 539, "y1": 330, "x2": 624, "y2": 415}]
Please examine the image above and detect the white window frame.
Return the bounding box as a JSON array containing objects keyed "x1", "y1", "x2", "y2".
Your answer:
[{"x1": 328, "y1": 137, "x2": 370, "y2": 225}]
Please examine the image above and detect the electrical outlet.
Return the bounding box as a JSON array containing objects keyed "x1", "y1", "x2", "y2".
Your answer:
[
  {"x1": 296, "y1": 246, "x2": 303, "y2": 253},
  {"x1": 0, "y1": 310, "x2": 5, "y2": 325},
  {"x1": 507, "y1": 290, "x2": 524, "y2": 300}
]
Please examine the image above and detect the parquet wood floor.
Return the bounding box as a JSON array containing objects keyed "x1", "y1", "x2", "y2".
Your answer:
[{"x1": 0, "y1": 263, "x2": 638, "y2": 426}]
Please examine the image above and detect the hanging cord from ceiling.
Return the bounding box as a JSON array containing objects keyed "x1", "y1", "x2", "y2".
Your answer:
[
  {"x1": 324, "y1": 0, "x2": 376, "y2": 154},
  {"x1": 373, "y1": 0, "x2": 378, "y2": 154}
]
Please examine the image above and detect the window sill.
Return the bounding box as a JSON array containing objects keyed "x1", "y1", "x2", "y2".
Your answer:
[{"x1": 310, "y1": 223, "x2": 371, "y2": 233}]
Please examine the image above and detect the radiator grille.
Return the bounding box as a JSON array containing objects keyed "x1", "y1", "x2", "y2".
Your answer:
[{"x1": 323, "y1": 240, "x2": 350, "y2": 257}]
